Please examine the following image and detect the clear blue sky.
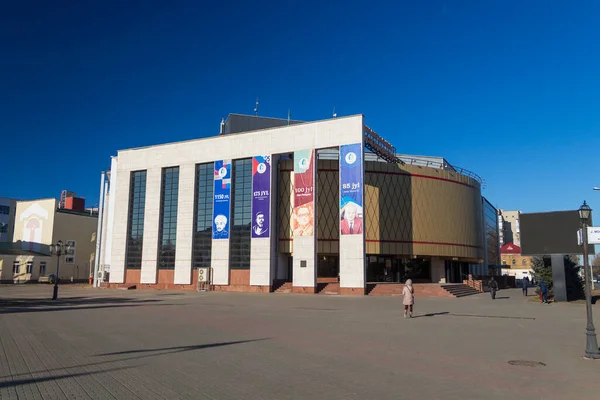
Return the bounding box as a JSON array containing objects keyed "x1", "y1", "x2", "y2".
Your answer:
[{"x1": 2, "y1": 1, "x2": 599, "y2": 215}]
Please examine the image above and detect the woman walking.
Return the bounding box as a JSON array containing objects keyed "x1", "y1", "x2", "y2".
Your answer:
[{"x1": 403, "y1": 279, "x2": 415, "y2": 318}]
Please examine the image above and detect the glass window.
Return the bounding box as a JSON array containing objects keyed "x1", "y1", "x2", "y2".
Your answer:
[
  {"x1": 26, "y1": 261, "x2": 33, "y2": 274},
  {"x1": 13, "y1": 261, "x2": 19, "y2": 275},
  {"x1": 193, "y1": 162, "x2": 214, "y2": 269},
  {"x1": 126, "y1": 170, "x2": 147, "y2": 269},
  {"x1": 229, "y1": 159, "x2": 252, "y2": 270},
  {"x1": 0, "y1": 205, "x2": 9, "y2": 215},
  {"x1": 158, "y1": 167, "x2": 179, "y2": 269},
  {"x1": 40, "y1": 262, "x2": 47, "y2": 276}
]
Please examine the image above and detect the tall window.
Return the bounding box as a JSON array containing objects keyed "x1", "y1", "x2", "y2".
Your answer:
[
  {"x1": 193, "y1": 163, "x2": 213, "y2": 268},
  {"x1": 13, "y1": 261, "x2": 19, "y2": 275},
  {"x1": 229, "y1": 159, "x2": 252, "y2": 270},
  {"x1": 26, "y1": 261, "x2": 33, "y2": 274},
  {"x1": 40, "y1": 262, "x2": 47, "y2": 276},
  {"x1": 126, "y1": 170, "x2": 147, "y2": 269},
  {"x1": 158, "y1": 167, "x2": 179, "y2": 269}
]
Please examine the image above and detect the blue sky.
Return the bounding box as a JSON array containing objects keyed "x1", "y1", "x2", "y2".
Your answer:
[{"x1": 2, "y1": 1, "x2": 599, "y2": 215}]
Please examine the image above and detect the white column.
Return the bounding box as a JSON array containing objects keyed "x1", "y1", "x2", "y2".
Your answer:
[
  {"x1": 140, "y1": 167, "x2": 161, "y2": 284},
  {"x1": 211, "y1": 240, "x2": 230, "y2": 285},
  {"x1": 174, "y1": 164, "x2": 195, "y2": 284},
  {"x1": 107, "y1": 157, "x2": 126, "y2": 284},
  {"x1": 339, "y1": 144, "x2": 366, "y2": 293},
  {"x1": 250, "y1": 155, "x2": 274, "y2": 287}
]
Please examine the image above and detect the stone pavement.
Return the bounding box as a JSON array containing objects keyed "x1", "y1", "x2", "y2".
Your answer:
[{"x1": 1, "y1": 285, "x2": 600, "y2": 400}]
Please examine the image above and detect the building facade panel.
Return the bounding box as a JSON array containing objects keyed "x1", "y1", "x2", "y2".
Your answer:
[
  {"x1": 173, "y1": 164, "x2": 195, "y2": 284},
  {"x1": 140, "y1": 167, "x2": 161, "y2": 284}
]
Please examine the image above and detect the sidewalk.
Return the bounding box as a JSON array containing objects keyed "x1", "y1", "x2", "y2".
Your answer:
[{"x1": 1, "y1": 285, "x2": 600, "y2": 399}]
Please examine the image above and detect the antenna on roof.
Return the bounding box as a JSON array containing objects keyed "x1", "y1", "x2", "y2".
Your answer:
[
  {"x1": 219, "y1": 118, "x2": 225, "y2": 135},
  {"x1": 254, "y1": 98, "x2": 259, "y2": 116},
  {"x1": 287, "y1": 109, "x2": 291, "y2": 125},
  {"x1": 332, "y1": 107, "x2": 337, "y2": 118}
]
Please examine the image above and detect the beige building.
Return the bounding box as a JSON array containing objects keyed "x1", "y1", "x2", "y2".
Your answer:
[
  {"x1": 0, "y1": 198, "x2": 98, "y2": 283},
  {"x1": 499, "y1": 243, "x2": 533, "y2": 280}
]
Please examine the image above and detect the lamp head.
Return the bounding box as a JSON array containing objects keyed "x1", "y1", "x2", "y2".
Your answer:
[{"x1": 579, "y1": 201, "x2": 592, "y2": 222}]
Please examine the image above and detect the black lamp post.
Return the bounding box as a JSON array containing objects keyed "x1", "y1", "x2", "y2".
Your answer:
[
  {"x1": 48, "y1": 240, "x2": 71, "y2": 301},
  {"x1": 578, "y1": 201, "x2": 600, "y2": 359}
]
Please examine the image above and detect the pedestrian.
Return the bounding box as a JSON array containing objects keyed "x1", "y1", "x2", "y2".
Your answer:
[
  {"x1": 539, "y1": 279, "x2": 550, "y2": 304},
  {"x1": 489, "y1": 276, "x2": 498, "y2": 300},
  {"x1": 522, "y1": 276, "x2": 529, "y2": 296},
  {"x1": 403, "y1": 279, "x2": 415, "y2": 319}
]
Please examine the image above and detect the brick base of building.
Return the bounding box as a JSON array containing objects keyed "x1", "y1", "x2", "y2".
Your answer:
[
  {"x1": 213, "y1": 285, "x2": 270, "y2": 293},
  {"x1": 339, "y1": 287, "x2": 365, "y2": 296},
  {"x1": 292, "y1": 286, "x2": 318, "y2": 294}
]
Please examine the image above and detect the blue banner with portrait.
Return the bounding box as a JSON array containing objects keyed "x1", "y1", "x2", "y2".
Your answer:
[
  {"x1": 252, "y1": 155, "x2": 271, "y2": 238},
  {"x1": 213, "y1": 160, "x2": 231, "y2": 239},
  {"x1": 340, "y1": 143, "x2": 363, "y2": 235}
]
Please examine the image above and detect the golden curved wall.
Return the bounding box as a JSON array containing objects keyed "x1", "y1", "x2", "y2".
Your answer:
[{"x1": 278, "y1": 160, "x2": 484, "y2": 262}]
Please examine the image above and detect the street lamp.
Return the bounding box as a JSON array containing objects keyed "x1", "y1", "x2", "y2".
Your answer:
[
  {"x1": 48, "y1": 240, "x2": 72, "y2": 301},
  {"x1": 578, "y1": 201, "x2": 600, "y2": 359}
]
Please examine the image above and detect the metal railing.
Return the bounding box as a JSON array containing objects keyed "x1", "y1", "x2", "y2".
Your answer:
[{"x1": 401, "y1": 157, "x2": 485, "y2": 186}]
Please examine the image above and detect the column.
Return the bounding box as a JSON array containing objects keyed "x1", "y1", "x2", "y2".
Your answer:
[
  {"x1": 173, "y1": 164, "x2": 195, "y2": 284},
  {"x1": 250, "y1": 155, "x2": 273, "y2": 288},
  {"x1": 339, "y1": 143, "x2": 366, "y2": 295},
  {"x1": 211, "y1": 160, "x2": 231, "y2": 285},
  {"x1": 292, "y1": 149, "x2": 317, "y2": 293},
  {"x1": 107, "y1": 157, "x2": 126, "y2": 284},
  {"x1": 140, "y1": 167, "x2": 161, "y2": 284}
]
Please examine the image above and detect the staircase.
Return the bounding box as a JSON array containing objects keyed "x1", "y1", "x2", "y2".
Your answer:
[
  {"x1": 317, "y1": 282, "x2": 340, "y2": 295},
  {"x1": 441, "y1": 284, "x2": 481, "y2": 298},
  {"x1": 366, "y1": 283, "x2": 404, "y2": 296},
  {"x1": 273, "y1": 280, "x2": 293, "y2": 293}
]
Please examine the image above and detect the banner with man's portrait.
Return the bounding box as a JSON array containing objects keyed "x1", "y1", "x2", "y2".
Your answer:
[
  {"x1": 293, "y1": 149, "x2": 315, "y2": 237},
  {"x1": 251, "y1": 155, "x2": 271, "y2": 238},
  {"x1": 213, "y1": 160, "x2": 231, "y2": 240},
  {"x1": 340, "y1": 143, "x2": 363, "y2": 235}
]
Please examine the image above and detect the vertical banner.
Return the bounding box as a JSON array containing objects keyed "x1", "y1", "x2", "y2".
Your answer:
[
  {"x1": 213, "y1": 160, "x2": 231, "y2": 239},
  {"x1": 340, "y1": 143, "x2": 363, "y2": 235},
  {"x1": 293, "y1": 149, "x2": 315, "y2": 236},
  {"x1": 251, "y1": 155, "x2": 271, "y2": 238}
]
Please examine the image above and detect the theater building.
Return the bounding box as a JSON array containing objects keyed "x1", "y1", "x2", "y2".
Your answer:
[{"x1": 97, "y1": 114, "x2": 493, "y2": 296}]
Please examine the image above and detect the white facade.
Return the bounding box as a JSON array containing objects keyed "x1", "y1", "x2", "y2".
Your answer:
[{"x1": 103, "y1": 115, "x2": 365, "y2": 291}]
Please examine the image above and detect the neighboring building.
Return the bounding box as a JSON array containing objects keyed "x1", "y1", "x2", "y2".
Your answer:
[
  {"x1": 500, "y1": 243, "x2": 533, "y2": 280},
  {"x1": 498, "y1": 209, "x2": 521, "y2": 246},
  {"x1": 0, "y1": 198, "x2": 98, "y2": 283},
  {"x1": 97, "y1": 113, "x2": 491, "y2": 296},
  {"x1": 478, "y1": 197, "x2": 500, "y2": 275},
  {"x1": 59, "y1": 190, "x2": 76, "y2": 209},
  {"x1": 0, "y1": 197, "x2": 17, "y2": 243}
]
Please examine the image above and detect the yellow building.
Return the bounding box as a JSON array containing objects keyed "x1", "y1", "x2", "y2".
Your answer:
[
  {"x1": 0, "y1": 198, "x2": 98, "y2": 283},
  {"x1": 500, "y1": 243, "x2": 533, "y2": 280}
]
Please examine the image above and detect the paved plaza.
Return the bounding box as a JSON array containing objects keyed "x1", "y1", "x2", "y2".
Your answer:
[{"x1": 1, "y1": 285, "x2": 600, "y2": 399}]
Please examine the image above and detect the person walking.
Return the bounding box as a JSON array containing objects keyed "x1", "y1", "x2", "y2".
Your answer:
[
  {"x1": 403, "y1": 279, "x2": 415, "y2": 318},
  {"x1": 522, "y1": 276, "x2": 529, "y2": 296},
  {"x1": 489, "y1": 276, "x2": 498, "y2": 300},
  {"x1": 539, "y1": 279, "x2": 550, "y2": 304}
]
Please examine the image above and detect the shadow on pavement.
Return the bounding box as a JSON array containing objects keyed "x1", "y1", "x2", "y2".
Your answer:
[
  {"x1": 97, "y1": 338, "x2": 272, "y2": 358},
  {"x1": 411, "y1": 312, "x2": 449, "y2": 319},
  {"x1": 0, "y1": 366, "x2": 135, "y2": 389},
  {"x1": 0, "y1": 296, "x2": 165, "y2": 315},
  {"x1": 1, "y1": 339, "x2": 271, "y2": 382}
]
